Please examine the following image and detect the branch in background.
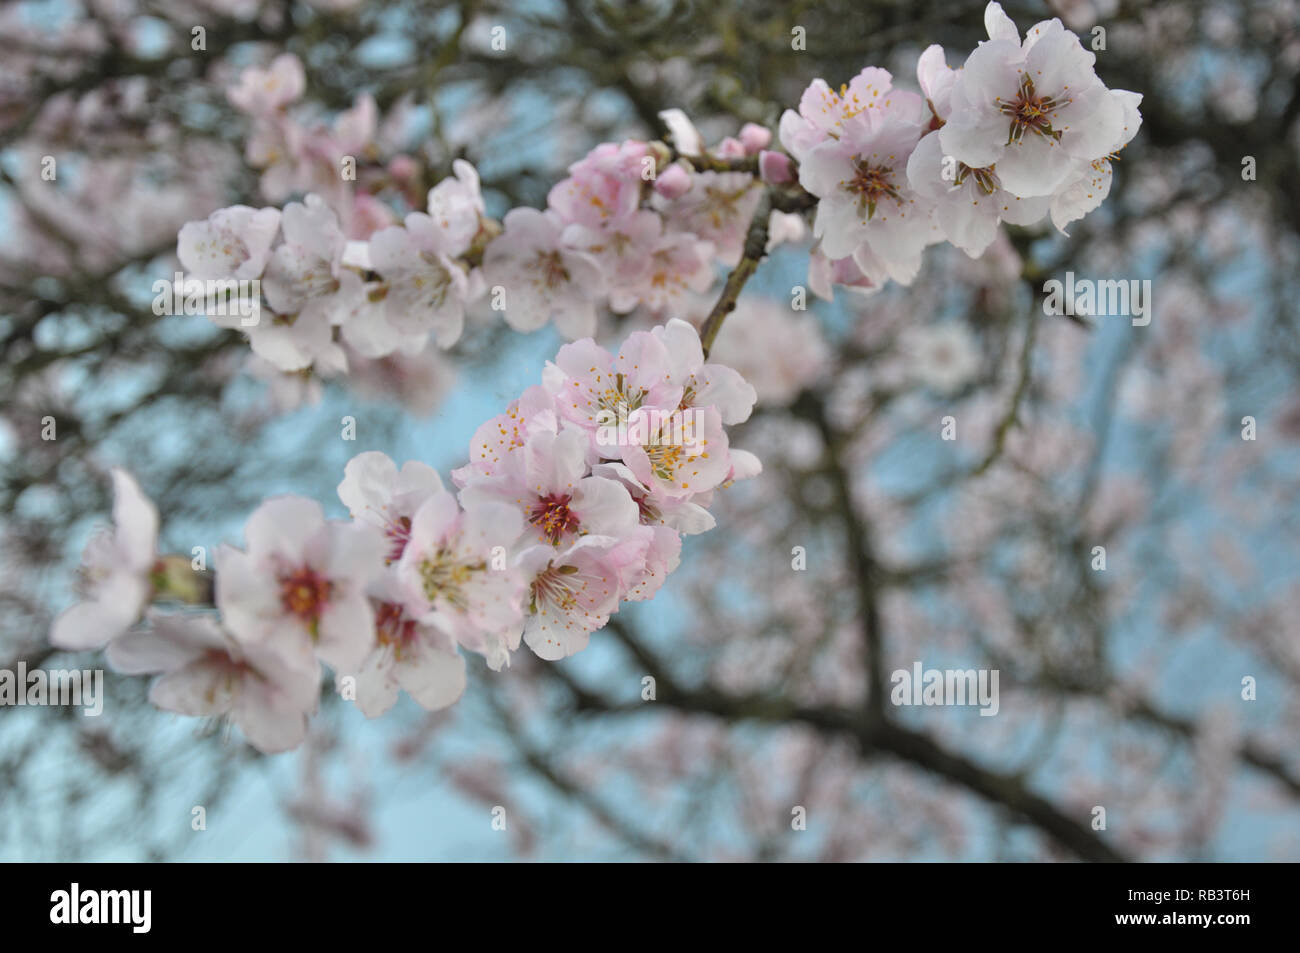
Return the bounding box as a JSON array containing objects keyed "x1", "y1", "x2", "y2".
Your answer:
[
  {"x1": 970, "y1": 305, "x2": 1038, "y2": 478},
  {"x1": 791, "y1": 389, "x2": 888, "y2": 717},
  {"x1": 560, "y1": 619, "x2": 1129, "y2": 863},
  {"x1": 487, "y1": 690, "x2": 690, "y2": 862}
]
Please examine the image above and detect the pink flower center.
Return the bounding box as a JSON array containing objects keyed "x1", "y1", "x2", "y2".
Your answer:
[
  {"x1": 529, "y1": 493, "x2": 580, "y2": 545},
  {"x1": 375, "y1": 601, "x2": 419, "y2": 658},
  {"x1": 597, "y1": 373, "x2": 646, "y2": 416},
  {"x1": 847, "y1": 159, "x2": 903, "y2": 220},
  {"x1": 534, "y1": 250, "x2": 570, "y2": 288},
  {"x1": 279, "y1": 567, "x2": 333, "y2": 628},
  {"x1": 530, "y1": 563, "x2": 582, "y2": 614},
  {"x1": 414, "y1": 252, "x2": 453, "y2": 306},
  {"x1": 385, "y1": 515, "x2": 412, "y2": 563},
  {"x1": 635, "y1": 493, "x2": 659, "y2": 524},
  {"x1": 199, "y1": 650, "x2": 253, "y2": 705},
  {"x1": 996, "y1": 73, "x2": 1069, "y2": 145},
  {"x1": 954, "y1": 163, "x2": 998, "y2": 195}
]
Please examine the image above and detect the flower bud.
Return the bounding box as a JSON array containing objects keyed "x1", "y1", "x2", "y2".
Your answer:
[
  {"x1": 759, "y1": 150, "x2": 794, "y2": 185},
  {"x1": 653, "y1": 162, "x2": 693, "y2": 200},
  {"x1": 739, "y1": 123, "x2": 772, "y2": 154}
]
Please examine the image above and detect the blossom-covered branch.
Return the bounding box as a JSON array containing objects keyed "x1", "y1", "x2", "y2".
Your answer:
[{"x1": 48, "y1": 3, "x2": 1145, "y2": 755}]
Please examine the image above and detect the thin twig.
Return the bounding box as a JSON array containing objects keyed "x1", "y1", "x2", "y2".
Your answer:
[{"x1": 970, "y1": 308, "x2": 1038, "y2": 477}]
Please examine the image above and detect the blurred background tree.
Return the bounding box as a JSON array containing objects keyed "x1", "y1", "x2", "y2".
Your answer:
[{"x1": 1, "y1": 0, "x2": 1298, "y2": 860}]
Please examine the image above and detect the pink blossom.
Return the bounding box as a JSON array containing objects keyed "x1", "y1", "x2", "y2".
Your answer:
[
  {"x1": 660, "y1": 170, "x2": 762, "y2": 266},
  {"x1": 426, "y1": 159, "x2": 485, "y2": 258},
  {"x1": 939, "y1": 3, "x2": 1135, "y2": 197},
  {"x1": 591, "y1": 461, "x2": 716, "y2": 535},
  {"x1": 108, "y1": 610, "x2": 319, "y2": 753},
  {"x1": 232, "y1": 294, "x2": 350, "y2": 374},
  {"x1": 177, "y1": 204, "x2": 281, "y2": 279},
  {"x1": 618, "y1": 231, "x2": 715, "y2": 314},
  {"x1": 577, "y1": 473, "x2": 685, "y2": 600},
  {"x1": 344, "y1": 571, "x2": 467, "y2": 717},
  {"x1": 714, "y1": 137, "x2": 747, "y2": 159},
  {"x1": 454, "y1": 385, "x2": 562, "y2": 482},
  {"x1": 331, "y1": 93, "x2": 377, "y2": 156},
  {"x1": 227, "y1": 53, "x2": 305, "y2": 116},
  {"x1": 459, "y1": 428, "x2": 641, "y2": 547},
  {"x1": 916, "y1": 45, "x2": 957, "y2": 122},
  {"x1": 542, "y1": 335, "x2": 680, "y2": 439},
  {"x1": 650, "y1": 317, "x2": 758, "y2": 424},
  {"x1": 262, "y1": 193, "x2": 357, "y2": 315},
  {"x1": 481, "y1": 207, "x2": 605, "y2": 338},
  {"x1": 245, "y1": 118, "x2": 308, "y2": 203},
  {"x1": 547, "y1": 140, "x2": 648, "y2": 229},
  {"x1": 1050, "y1": 90, "x2": 1144, "y2": 234},
  {"x1": 797, "y1": 96, "x2": 937, "y2": 281},
  {"x1": 368, "y1": 213, "x2": 473, "y2": 348},
  {"x1": 621, "y1": 403, "x2": 732, "y2": 500},
  {"x1": 395, "y1": 491, "x2": 528, "y2": 669},
  {"x1": 906, "y1": 131, "x2": 1050, "y2": 256},
  {"x1": 603, "y1": 524, "x2": 678, "y2": 601},
  {"x1": 50, "y1": 468, "x2": 159, "y2": 650},
  {"x1": 215, "y1": 496, "x2": 385, "y2": 674},
  {"x1": 337, "y1": 451, "x2": 445, "y2": 563},
  {"x1": 562, "y1": 209, "x2": 662, "y2": 310},
  {"x1": 807, "y1": 244, "x2": 881, "y2": 301},
  {"x1": 778, "y1": 67, "x2": 902, "y2": 163},
  {"x1": 336, "y1": 283, "x2": 428, "y2": 359},
  {"x1": 517, "y1": 534, "x2": 646, "y2": 660}
]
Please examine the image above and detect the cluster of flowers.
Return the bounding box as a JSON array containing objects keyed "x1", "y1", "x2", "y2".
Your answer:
[
  {"x1": 179, "y1": 3, "x2": 1139, "y2": 386},
  {"x1": 789, "y1": 1, "x2": 1141, "y2": 292},
  {"x1": 180, "y1": 69, "x2": 803, "y2": 380},
  {"x1": 49, "y1": 320, "x2": 758, "y2": 752},
  {"x1": 227, "y1": 52, "x2": 386, "y2": 211},
  {"x1": 51, "y1": 2, "x2": 1140, "y2": 752},
  {"x1": 177, "y1": 169, "x2": 487, "y2": 375}
]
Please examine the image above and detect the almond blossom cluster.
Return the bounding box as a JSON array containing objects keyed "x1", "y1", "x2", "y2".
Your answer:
[
  {"x1": 786, "y1": 2, "x2": 1142, "y2": 291},
  {"x1": 174, "y1": 127, "x2": 784, "y2": 379},
  {"x1": 176, "y1": 66, "x2": 808, "y2": 381},
  {"x1": 176, "y1": 164, "x2": 488, "y2": 378},
  {"x1": 51, "y1": 1, "x2": 1141, "y2": 756},
  {"x1": 488, "y1": 116, "x2": 792, "y2": 337},
  {"x1": 174, "y1": 3, "x2": 1137, "y2": 394},
  {"x1": 227, "y1": 52, "x2": 386, "y2": 214},
  {"x1": 48, "y1": 320, "x2": 758, "y2": 753}
]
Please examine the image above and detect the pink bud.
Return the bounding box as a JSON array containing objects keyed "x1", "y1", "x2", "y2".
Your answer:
[
  {"x1": 715, "y1": 137, "x2": 747, "y2": 159},
  {"x1": 654, "y1": 163, "x2": 692, "y2": 200},
  {"x1": 350, "y1": 193, "x2": 399, "y2": 239},
  {"x1": 739, "y1": 123, "x2": 772, "y2": 154},
  {"x1": 759, "y1": 150, "x2": 794, "y2": 185},
  {"x1": 387, "y1": 155, "x2": 418, "y2": 182}
]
